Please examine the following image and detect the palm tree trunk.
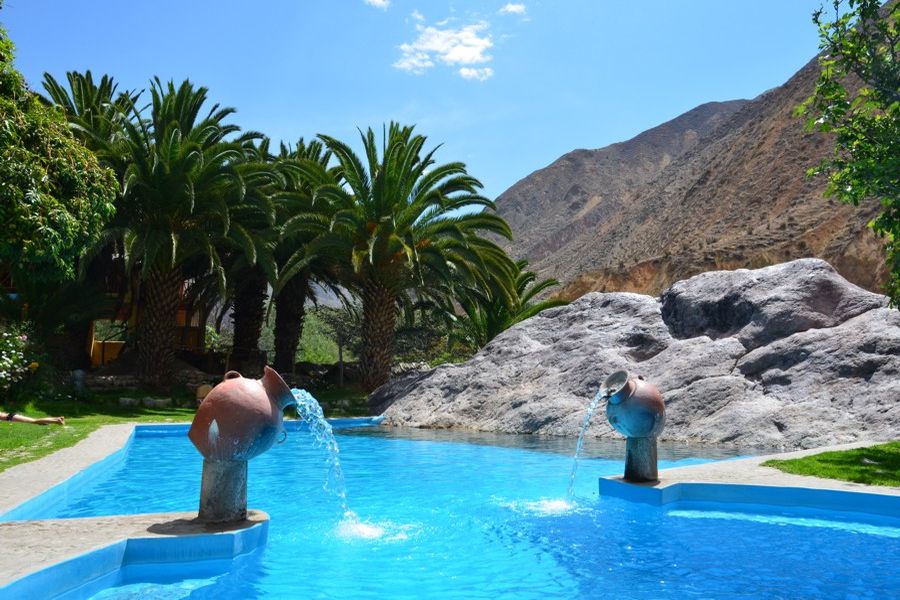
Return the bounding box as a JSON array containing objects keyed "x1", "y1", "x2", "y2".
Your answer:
[
  {"x1": 231, "y1": 267, "x2": 268, "y2": 374},
  {"x1": 137, "y1": 268, "x2": 182, "y2": 389},
  {"x1": 361, "y1": 278, "x2": 396, "y2": 392},
  {"x1": 273, "y1": 274, "x2": 308, "y2": 375}
]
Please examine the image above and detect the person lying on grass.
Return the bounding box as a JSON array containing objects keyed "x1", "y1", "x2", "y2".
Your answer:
[{"x1": 1, "y1": 410, "x2": 64, "y2": 426}]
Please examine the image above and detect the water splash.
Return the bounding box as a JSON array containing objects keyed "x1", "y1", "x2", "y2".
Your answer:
[
  {"x1": 335, "y1": 517, "x2": 417, "y2": 542},
  {"x1": 498, "y1": 498, "x2": 578, "y2": 516},
  {"x1": 565, "y1": 388, "x2": 608, "y2": 500},
  {"x1": 290, "y1": 388, "x2": 413, "y2": 541},
  {"x1": 291, "y1": 388, "x2": 350, "y2": 515}
]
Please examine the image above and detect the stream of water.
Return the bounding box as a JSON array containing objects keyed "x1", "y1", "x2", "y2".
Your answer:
[
  {"x1": 565, "y1": 388, "x2": 609, "y2": 500},
  {"x1": 291, "y1": 388, "x2": 350, "y2": 515}
]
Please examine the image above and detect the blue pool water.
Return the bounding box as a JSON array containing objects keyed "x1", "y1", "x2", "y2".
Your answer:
[{"x1": 16, "y1": 427, "x2": 900, "y2": 599}]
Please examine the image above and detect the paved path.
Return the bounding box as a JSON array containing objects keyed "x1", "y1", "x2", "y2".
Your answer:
[{"x1": 0, "y1": 423, "x2": 133, "y2": 515}]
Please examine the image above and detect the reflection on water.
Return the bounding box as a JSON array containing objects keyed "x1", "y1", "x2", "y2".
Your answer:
[{"x1": 342, "y1": 425, "x2": 765, "y2": 461}]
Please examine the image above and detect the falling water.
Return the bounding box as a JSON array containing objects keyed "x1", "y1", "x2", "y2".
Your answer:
[
  {"x1": 292, "y1": 388, "x2": 403, "y2": 540},
  {"x1": 565, "y1": 388, "x2": 609, "y2": 500},
  {"x1": 291, "y1": 388, "x2": 351, "y2": 515}
]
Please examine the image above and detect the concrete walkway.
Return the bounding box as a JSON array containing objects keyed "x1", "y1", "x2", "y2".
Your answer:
[{"x1": 0, "y1": 423, "x2": 134, "y2": 515}]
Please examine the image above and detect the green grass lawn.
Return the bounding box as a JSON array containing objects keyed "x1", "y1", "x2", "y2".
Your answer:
[
  {"x1": 763, "y1": 441, "x2": 900, "y2": 487},
  {"x1": 0, "y1": 397, "x2": 196, "y2": 473},
  {"x1": 0, "y1": 386, "x2": 371, "y2": 473}
]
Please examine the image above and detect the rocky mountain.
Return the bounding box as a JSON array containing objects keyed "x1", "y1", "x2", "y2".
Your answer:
[
  {"x1": 495, "y1": 56, "x2": 887, "y2": 298},
  {"x1": 372, "y1": 260, "x2": 899, "y2": 449},
  {"x1": 497, "y1": 100, "x2": 747, "y2": 265}
]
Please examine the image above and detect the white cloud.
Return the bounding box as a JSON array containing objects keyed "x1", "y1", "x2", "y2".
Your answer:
[
  {"x1": 394, "y1": 21, "x2": 493, "y2": 78},
  {"x1": 364, "y1": 0, "x2": 389, "y2": 9},
  {"x1": 410, "y1": 9, "x2": 424, "y2": 21},
  {"x1": 394, "y1": 51, "x2": 434, "y2": 74},
  {"x1": 459, "y1": 67, "x2": 494, "y2": 81},
  {"x1": 498, "y1": 3, "x2": 526, "y2": 15}
]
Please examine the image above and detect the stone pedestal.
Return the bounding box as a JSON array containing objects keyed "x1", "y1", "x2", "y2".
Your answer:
[
  {"x1": 624, "y1": 436, "x2": 658, "y2": 482},
  {"x1": 199, "y1": 459, "x2": 248, "y2": 522}
]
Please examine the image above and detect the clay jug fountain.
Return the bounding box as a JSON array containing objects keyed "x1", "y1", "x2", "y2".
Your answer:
[
  {"x1": 603, "y1": 370, "x2": 666, "y2": 482},
  {"x1": 189, "y1": 366, "x2": 296, "y2": 522}
]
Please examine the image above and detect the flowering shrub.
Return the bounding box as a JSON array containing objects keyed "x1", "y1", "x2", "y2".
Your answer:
[{"x1": 0, "y1": 325, "x2": 38, "y2": 400}]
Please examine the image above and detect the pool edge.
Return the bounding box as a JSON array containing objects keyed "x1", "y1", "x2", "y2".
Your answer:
[
  {"x1": 0, "y1": 511, "x2": 269, "y2": 599},
  {"x1": 599, "y1": 478, "x2": 900, "y2": 518},
  {"x1": 598, "y1": 440, "x2": 899, "y2": 514}
]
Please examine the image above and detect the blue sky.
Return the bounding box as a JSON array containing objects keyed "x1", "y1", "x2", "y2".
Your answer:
[{"x1": 4, "y1": 0, "x2": 825, "y2": 201}]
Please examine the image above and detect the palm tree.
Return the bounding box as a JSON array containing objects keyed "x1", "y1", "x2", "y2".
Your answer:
[
  {"x1": 41, "y1": 70, "x2": 137, "y2": 161},
  {"x1": 269, "y1": 138, "x2": 341, "y2": 374},
  {"x1": 40, "y1": 71, "x2": 137, "y2": 367},
  {"x1": 116, "y1": 78, "x2": 259, "y2": 386},
  {"x1": 449, "y1": 259, "x2": 567, "y2": 349},
  {"x1": 313, "y1": 123, "x2": 516, "y2": 391},
  {"x1": 223, "y1": 138, "x2": 280, "y2": 372}
]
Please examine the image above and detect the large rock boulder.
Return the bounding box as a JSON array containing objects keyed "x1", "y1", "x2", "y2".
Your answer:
[{"x1": 374, "y1": 259, "x2": 899, "y2": 449}]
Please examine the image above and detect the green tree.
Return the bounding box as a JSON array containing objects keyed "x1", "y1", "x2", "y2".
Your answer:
[
  {"x1": 39, "y1": 70, "x2": 138, "y2": 367},
  {"x1": 314, "y1": 123, "x2": 516, "y2": 391},
  {"x1": 0, "y1": 29, "x2": 116, "y2": 285},
  {"x1": 41, "y1": 70, "x2": 137, "y2": 177},
  {"x1": 218, "y1": 138, "x2": 280, "y2": 373},
  {"x1": 800, "y1": 0, "x2": 900, "y2": 303},
  {"x1": 270, "y1": 138, "x2": 341, "y2": 374},
  {"x1": 116, "y1": 78, "x2": 261, "y2": 386},
  {"x1": 316, "y1": 304, "x2": 360, "y2": 386},
  {"x1": 448, "y1": 259, "x2": 567, "y2": 349}
]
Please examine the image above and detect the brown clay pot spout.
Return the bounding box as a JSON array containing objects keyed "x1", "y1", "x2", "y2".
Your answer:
[{"x1": 189, "y1": 366, "x2": 296, "y2": 462}]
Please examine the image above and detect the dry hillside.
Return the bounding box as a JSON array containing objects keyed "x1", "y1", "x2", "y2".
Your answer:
[{"x1": 496, "y1": 56, "x2": 887, "y2": 299}]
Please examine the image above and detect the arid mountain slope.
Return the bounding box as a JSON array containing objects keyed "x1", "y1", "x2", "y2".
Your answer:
[
  {"x1": 496, "y1": 56, "x2": 887, "y2": 298},
  {"x1": 497, "y1": 100, "x2": 747, "y2": 264}
]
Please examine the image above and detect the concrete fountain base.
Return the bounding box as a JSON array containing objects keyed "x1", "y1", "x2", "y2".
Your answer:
[
  {"x1": 624, "y1": 437, "x2": 658, "y2": 482},
  {"x1": 199, "y1": 459, "x2": 248, "y2": 523},
  {"x1": 600, "y1": 441, "x2": 900, "y2": 510},
  {"x1": 0, "y1": 510, "x2": 269, "y2": 597}
]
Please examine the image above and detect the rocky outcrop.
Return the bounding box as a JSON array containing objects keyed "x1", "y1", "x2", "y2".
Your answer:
[{"x1": 374, "y1": 260, "x2": 899, "y2": 449}]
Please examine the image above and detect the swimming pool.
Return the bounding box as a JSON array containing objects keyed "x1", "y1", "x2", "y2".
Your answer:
[{"x1": 6, "y1": 425, "x2": 900, "y2": 599}]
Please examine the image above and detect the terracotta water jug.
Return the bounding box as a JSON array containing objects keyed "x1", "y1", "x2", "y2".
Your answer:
[
  {"x1": 604, "y1": 371, "x2": 666, "y2": 439},
  {"x1": 189, "y1": 366, "x2": 295, "y2": 462}
]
